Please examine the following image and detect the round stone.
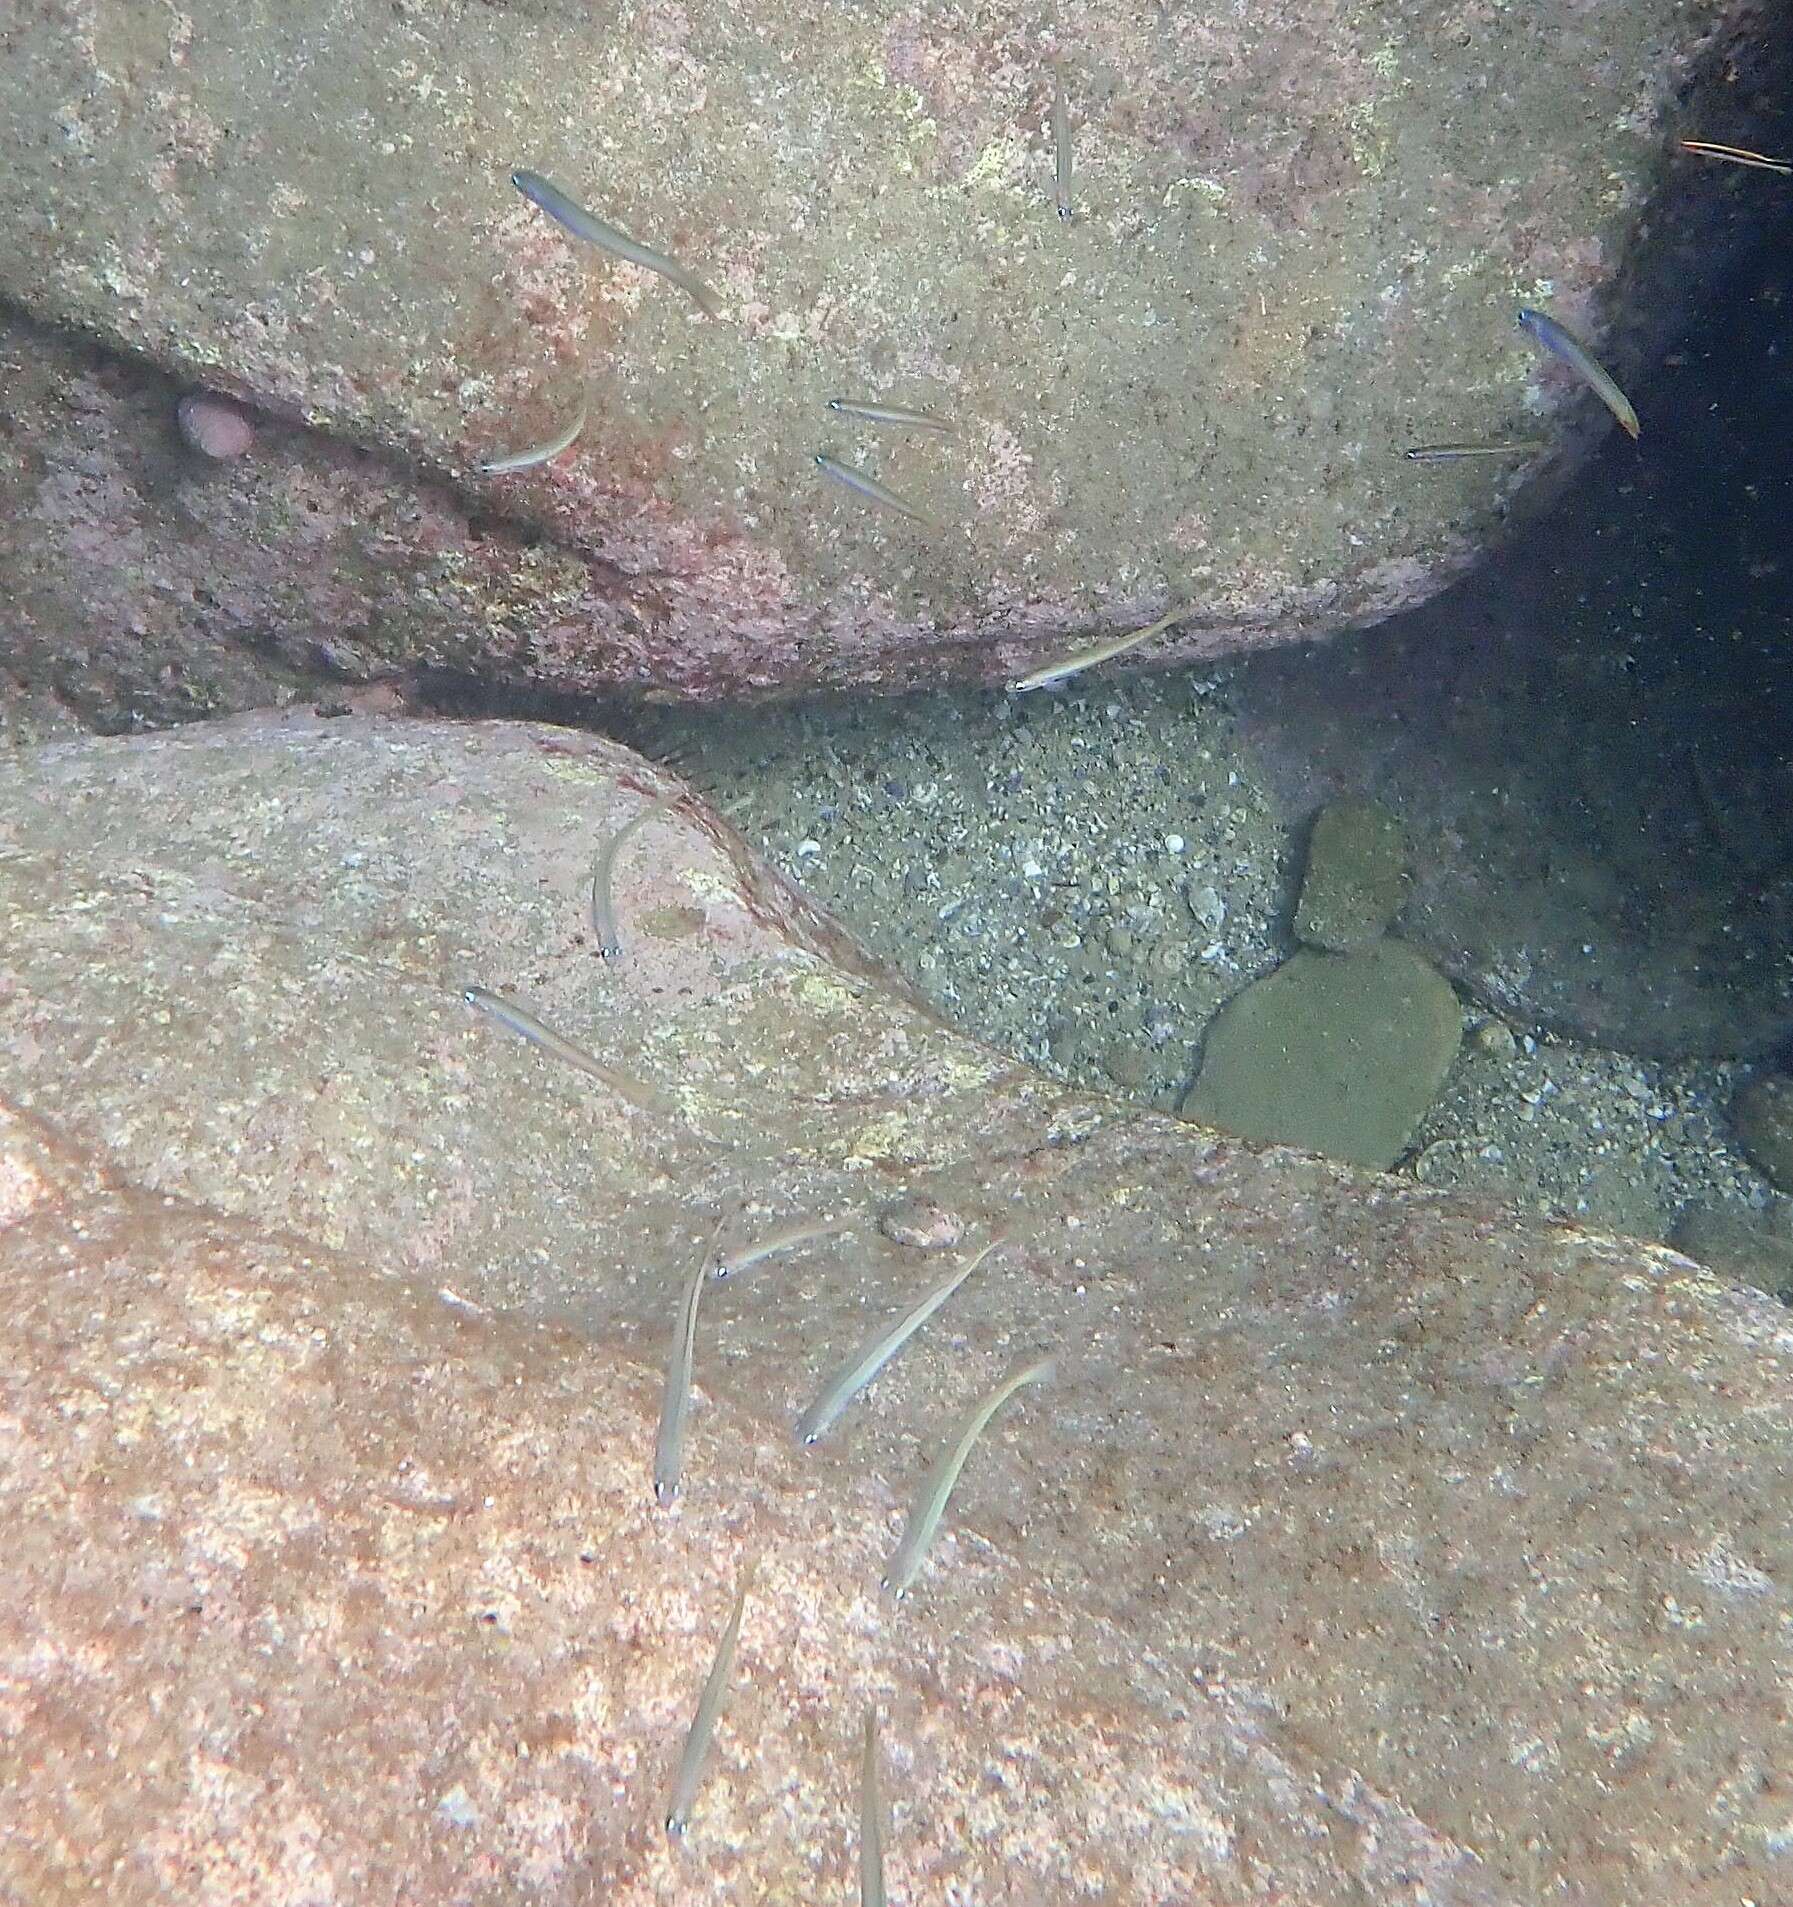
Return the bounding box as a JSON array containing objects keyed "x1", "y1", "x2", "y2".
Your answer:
[
  {"x1": 1182, "y1": 941, "x2": 1462, "y2": 1170},
  {"x1": 176, "y1": 393, "x2": 255, "y2": 460},
  {"x1": 1732, "y1": 1074, "x2": 1793, "y2": 1193}
]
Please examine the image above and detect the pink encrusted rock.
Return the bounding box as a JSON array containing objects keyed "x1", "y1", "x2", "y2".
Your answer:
[
  {"x1": 0, "y1": 0, "x2": 1777, "y2": 703},
  {"x1": 176, "y1": 392, "x2": 255, "y2": 460},
  {"x1": 0, "y1": 713, "x2": 1789, "y2": 1905}
]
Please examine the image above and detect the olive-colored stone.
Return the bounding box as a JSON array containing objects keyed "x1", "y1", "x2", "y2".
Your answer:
[
  {"x1": 1183, "y1": 942, "x2": 1462, "y2": 1169},
  {"x1": 1732, "y1": 1073, "x2": 1793, "y2": 1193},
  {"x1": 1294, "y1": 799, "x2": 1409, "y2": 952}
]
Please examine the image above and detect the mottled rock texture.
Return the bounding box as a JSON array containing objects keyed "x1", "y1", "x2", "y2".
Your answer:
[
  {"x1": 0, "y1": 0, "x2": 1775, "y2": 707},
  {"x1": 1, "y1": 715, "x2": 1790, "y2": 1904}
]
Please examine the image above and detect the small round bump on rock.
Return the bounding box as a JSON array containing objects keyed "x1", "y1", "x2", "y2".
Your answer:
[
  {"x1": 876, "y1": 1198, "x2": 966, "y2": 1251},
  {"x1": 1472, "y1": 1018, "x2": 1519, "y2": 1059},
  {"x1": 176, "y1": 393, "x2": 255, "y2": 461}
]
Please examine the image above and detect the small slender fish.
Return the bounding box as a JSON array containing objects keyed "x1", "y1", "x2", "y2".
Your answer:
[
  {"x1": 1680, "y1": 138, "x2": 1791, "y2": 176},
  {"x1": 1403, "y1": 439, "x2": 1547, "y2": 463},
  {"x1": 1516, "y1": 307, "x2": 1640, "y2": 441},
  {"x1": 860, "y1": 1711, "x2": 886, "y2": 1907},
  {"x1": 654, "y1": 1227, "x2": 718, "y2": 1507},
  {"x1": 591, "y1": 794, "x2": 674, "y2": 961},
  {"x1": 814, "y1": 452, "x2": 938, "y2": 526},
  {"x1": 461, "y1": 986, "x2": 672, "y2": 1116},
  {"x1": 795, "y1": 1235, "x2": 1005, "y2": 1445},
  {"x1": 715, "y1": 1212, "x2": 856, "y2": 1279},
  {"x1": 1051, "y1": 61, "x2": 1073, "y2": 220},
  {"x1": 1009, "y1": 604, "x2": 1187, "y2": 693},
  {"x1": 511, "y1": 167, "x2": 724, "y2": 318},
  {"x1": 825, "y1": 397, "x2": 954, "y2": 435},
  {"x1": 475, "y1": 394, "x2": 589, "y2": 475},
  {"x1": 665, "y1": 1560, "x2": 754, "y2": 1839},
  {"x1": 882, "y1": 1356, "x2": 1056, "y2": 1601}
]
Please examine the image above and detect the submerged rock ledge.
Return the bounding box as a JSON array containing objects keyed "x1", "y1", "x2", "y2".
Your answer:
[
  {"x1": 0, "y1": 714, "x2": 1787, "y2": 1904},
  {"x1": 0, "y1": 0, "x2": 1767, "y2": 704}
]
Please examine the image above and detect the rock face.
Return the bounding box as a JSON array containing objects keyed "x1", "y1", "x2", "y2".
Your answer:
[
  {"x1": 1673, "y1": 1201, "x2": 1793, "y2": 1304},
  {"x1": 0, "y1": 0, "x2": 1761, "y2": 704},
  {"x1": 2, "y1": 714, "x2": 1790, "y2": 1905}
]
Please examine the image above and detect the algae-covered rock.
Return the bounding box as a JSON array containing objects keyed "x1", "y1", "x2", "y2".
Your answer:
[
  {"x1": 3, "y1": 716, "x2": 1792, "y2": 1904},
  {"x1": 1295, "y1": 798, "x2": 1409, "y2": 952},
  {"x1": 1732, "y1": 1073, "x2": 1793, "y2": 1193},
  {"x1": 1183, "y1": 940, "x2": 1461, "y2": 1168},
  {"x1": 0, "y1": 0, "x2": 1763, "y2": 705}
]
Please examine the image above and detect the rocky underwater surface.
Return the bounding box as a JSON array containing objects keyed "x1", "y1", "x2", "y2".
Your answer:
[
  {"x1": 2, "y1": 1, "x2": 1793, "y2": 1903},
  {"x1": 0, "y1": 715, "x2": 1788, "y2": 1905},
  {"x1": 0, "y1": 0, "x2": 1784, "y2": 706}
]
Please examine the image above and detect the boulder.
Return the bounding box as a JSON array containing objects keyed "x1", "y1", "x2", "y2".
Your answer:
[
  {"x1": 1, "y1": 714, "x2": 1789, "y2": 1904},
  {"x1": 0, "y1": 0, "x2": 1769, "y2": 703},
  {"x1": 1673, "y1": 1200, "x2": 1793, "y2": 1303},
  {"x1": 1733, "y1": 1073, "x2": 1793, "y2": 1193}
]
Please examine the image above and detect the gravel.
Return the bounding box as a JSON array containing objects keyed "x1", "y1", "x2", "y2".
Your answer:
[{"x1": 618, "y1": 648, "x2": 1774, "y2": 1253}]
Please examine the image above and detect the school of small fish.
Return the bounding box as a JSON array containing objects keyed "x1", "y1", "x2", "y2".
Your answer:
[
  {"x1": 448, "y1": 69, "x2": 1783, "y2": 1886},
  {"x1": 642, "y1": 1209, "x2": 1053, "y2": 1860},
  {"x1": 459, "y1": 795, "x2": 1059, "y2": 1880},
  {"x1": 474, "y1": 63, "x2": 1780, "y2": 699}
]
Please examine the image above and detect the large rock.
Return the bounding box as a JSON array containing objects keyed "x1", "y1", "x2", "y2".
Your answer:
[
  {"x1": 1733, "y1": 1073, "x2": 1793, "y2": 1193},
  {"x1": 0, "y1": 0, "x2": 1768, "y2": 704},
  {"x1": 1, "y1": 714, "x2": 1789, "y2": 1904}
]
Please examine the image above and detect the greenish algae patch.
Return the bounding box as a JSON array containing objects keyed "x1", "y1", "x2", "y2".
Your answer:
[
  {"x1": 793, "y1": 966, "x2": 874, "y2": 1023},
  {"x1": 682, "y1": 866, "x2": 745, "y2": 909},
  {"x1": 924, "y1": 1042, "x2": 1011, "y2": 1097},
  {"x1": 839, "y1": 1106, "x2": 952, "y2": 1172},
  {"x1": 960, "y1": 137, "x2": 1029, "y2": 198},
  {"x1": 638, "y1": 903, "x2": 708, "y2": 939}
]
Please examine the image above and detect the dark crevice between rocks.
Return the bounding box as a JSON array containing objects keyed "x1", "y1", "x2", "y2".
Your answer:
[
  {"x1": 611, "y1": 186, "x2": 1793, "y2": 1065},
  {"x1": 1238, "y1": 200, "x2": 1793, "y2": 1065},
  {"x1": 1597, "y1": 0, "x2": 1793, "y2": 403}
]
